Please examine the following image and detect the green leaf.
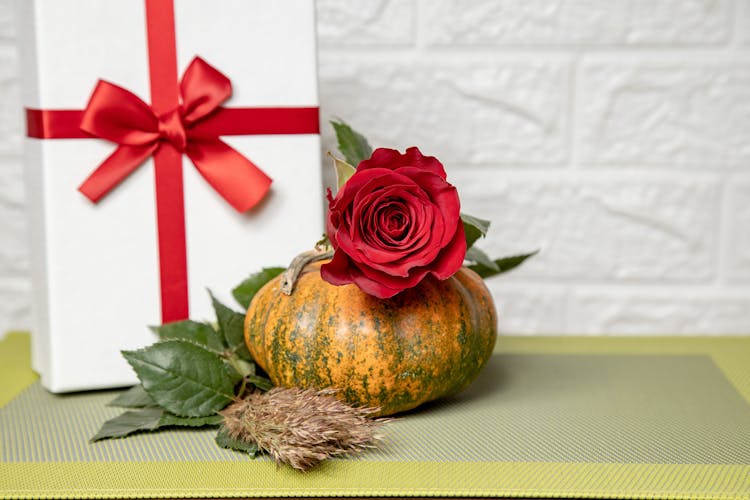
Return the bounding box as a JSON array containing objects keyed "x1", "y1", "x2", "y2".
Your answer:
[
  {"x1": 327, "y1": 152, "x2": 356, "y2": 190},
  {"x1": 247, "y1": 374, "x2": 273, "y2": 391},
  {"x1": 232, "y1": 267, "x2": 285, "y2": 310},
  {"x1": 465, "y1": 246, "x2": 500, "y2": 272},
  {"x1": 210, "y1": 291, "x2": 251, "y2": 360},
  {"x1": 315, "y1": 233, "x2": 331, "y2": 249},
  {"x1": 468, "y1": 250, "x2": 540, "y2": 279},
  {"x1": 222, "y1": 360, "x2": 246, "y2": 385},
  {"x1": 330, "y1": 119, "x2": 373, "y2": 167},
  {"x1": 159, "y1": 412, "x2": 223, "y2": 428},
  {"x1": 229, "y1": 358, "x2": 256, "y2": 378},
  {"x1": 461, "y1": 213, "x2": 491, "y2": 250},
  {"x1": 222, "y1": 358, "x2": 270, "y2": 390},
  {"x1": 150, "y1": 320, "x2": 226, "y2": 354},
  {"x1": 108, "y1": 385, "x2": 156, "y2": 408},
  {"x1": 215, "y1": 427, "x2": 258, "y2": 457},
  {"x1": 91, "y1": 408, "x2": 223, "y2": 442},
  {"x1": 91, "y1": 408, "x2": 164, "y2": 442},
  {"x1": 122, "y1": 340, "x2": 236, "y2": 418}
]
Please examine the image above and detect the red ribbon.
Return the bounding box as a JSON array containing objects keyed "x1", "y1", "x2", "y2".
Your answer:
[{"x1": 25, "y1": 0, "x2": 320, "y2": 322}]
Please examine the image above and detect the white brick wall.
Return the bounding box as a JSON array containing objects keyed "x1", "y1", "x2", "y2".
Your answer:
[
  {"x1": 0, "y1": 0, "x2": 25, "y2": 339},
  {"x1": 422, "y1": 0, "x2": 734, "y2": 45},
  {"x1": 1, "y1": 0, "x2": 748, "y2": 337}
]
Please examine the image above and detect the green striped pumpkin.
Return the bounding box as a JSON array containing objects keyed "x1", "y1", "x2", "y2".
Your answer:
[{"x1": 244, "y1": 261, "x2": 498, "y2": 416}]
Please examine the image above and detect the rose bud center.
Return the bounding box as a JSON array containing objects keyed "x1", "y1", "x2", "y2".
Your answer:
[{"x1": 374, "y1": 200, "x2": 412, "y2": 245}]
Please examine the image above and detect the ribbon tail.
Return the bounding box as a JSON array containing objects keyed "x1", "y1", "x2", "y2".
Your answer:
[
  {"x1": 78, "y1": 144, "x2": 158, "y2": 203},
  {"x1": 185, "y1": 138, "x2": 272, "y2": 212}
]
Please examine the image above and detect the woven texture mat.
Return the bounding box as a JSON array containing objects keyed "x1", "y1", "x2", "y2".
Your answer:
[{"x1": 1, "y1": 332, "x2": 749, "y2": 499}]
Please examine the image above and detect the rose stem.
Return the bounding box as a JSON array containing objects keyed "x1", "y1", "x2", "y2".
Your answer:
[{"x1": 280, "y1": 248, "x2": 334, "y2": 296}]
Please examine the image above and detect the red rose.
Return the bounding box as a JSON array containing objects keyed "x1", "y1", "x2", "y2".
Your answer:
[{"x1": 321, "y1": 147, "x2": 466, "y2": 298}]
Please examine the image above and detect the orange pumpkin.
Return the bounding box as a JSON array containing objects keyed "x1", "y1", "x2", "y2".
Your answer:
[{"x1": 244, "y1": 260, "x2": 497, "y2": 416}]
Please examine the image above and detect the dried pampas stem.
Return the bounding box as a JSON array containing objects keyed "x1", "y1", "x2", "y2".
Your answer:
[{"x1": 220, "y1": 387, "x2": 389, "y2": 471}]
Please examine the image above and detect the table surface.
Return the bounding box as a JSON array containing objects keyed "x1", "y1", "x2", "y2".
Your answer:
[{"x1": 1, "y1": 332, "x2": 749, "y2": 500}]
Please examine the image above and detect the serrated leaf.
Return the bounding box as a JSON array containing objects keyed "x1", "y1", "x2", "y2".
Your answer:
[
  {"x1": 149, "y1": 320, "x2": 226, "y2": 354},
  {"x1": 108, "y1": 385, "x2": 156, "y2": 408},
  {"x1": 468, "y1": 250, "x2": 540, "y2": 279},
  {"x1": 159, "y1": 412, "x2": 223, "y2": 428},
  {"x1": 216, "y1": 427, "x2": 258, "y2": 457},
  {"x1": 461, "y1": 213, "x2": 491, "y2": 250},
  {"x1": 91, "y1": 408, "x2": 164, "y2": 442},
  {"x1": 122, "y1": 340, "x2": 235, "y2": 418},
  {"x1": 91, "y1": 408, "x2": 223, "y2": 442},
  {"x1": 232, "y1": 267, "x2": 285, "y2": 310},
  {"x1": 330, "y1": 119, "x2": 373, "y2": 167},
  {"x1": 465, "y1": 246, "x2": 500, "y2": 272},
  {"x1": 327, "y1": 152, "x2": 356, "y2": 190},
  {"x1": 209, "y1": 291, "x2": 251, "y2": 360}
]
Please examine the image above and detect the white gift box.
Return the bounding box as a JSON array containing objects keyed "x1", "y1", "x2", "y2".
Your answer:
[{"x1": 16, "y1": 0, "x2": 323, "y2": 392}]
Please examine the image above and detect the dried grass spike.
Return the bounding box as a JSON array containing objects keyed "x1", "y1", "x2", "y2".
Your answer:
[{"x1": 220, "y1": 387, "x2": 389, "y2": 471}]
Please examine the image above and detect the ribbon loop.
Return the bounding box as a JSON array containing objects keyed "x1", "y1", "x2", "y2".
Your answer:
[
  {"x1": 180, "y1": 57, "x2": 232, "y2": 125},
  {"x1": 80, "y1": 80, "x2": 160, "y2": 146}
]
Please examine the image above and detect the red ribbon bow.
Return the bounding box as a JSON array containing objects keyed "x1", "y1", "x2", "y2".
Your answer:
[{"x1": 79, "y1": 57, "x2": 271, "y2": 212}]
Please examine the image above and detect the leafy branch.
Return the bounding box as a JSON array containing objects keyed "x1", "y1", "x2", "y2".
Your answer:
[{"x1": 91, "y1": 274, "x2": 278, "y2": 448}]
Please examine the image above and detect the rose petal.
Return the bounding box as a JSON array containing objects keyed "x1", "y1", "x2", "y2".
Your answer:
[
  {"x1": 353, "y1": 197, "x2": 437, "y2": 274},
  {"x1": 329, "y1": 167, "x2": 391, "y2": 213},
  {"x1": 319, "y1": 249, "x2": 355, "y2": 286},
  {"x1": 328, "y1": 169, "x2": 416, "y2": 262},
  {"x1": 346, "y1": 174, "x2": 449, "y2": 274},
  {"x1": 366, "y1": 201, "x2": 406, "y2": 246},
  {"x1": 355, "y1": 148, "x2": 404, "y2": 172},
  {"x1": 377, "y1": 208, "x2": 442, "y2": 273},
  {"x1": 357, "y1": 147, "x2": 447, "y2": 180},
  {"x1": 356, "y1": 187, "x2": 425, "y2": 244},
  {"x1": 351, "y1": 186, "x2": 431, "y2": 259},
  {"x1": 427, "y1": 222, "x2": 467, "y2": 280},
  {"x1": 351, "y1": 171, "x2": 420, "y2": 209},
  {"x1": 376, "y1": 202, "x2": 409, "y2": 242},
  {"x1": 357, "y1": 223, "x2": 464, "y2": 293},
  {"x1": 346, "y1": 265, "x2": 404, "y2": 299},
  {"x1": 335, "y1": 221, "x2": 366, "y2": 263},
  {"x1": 400, "y1": 168, "x2": 461, "y2": 247}
]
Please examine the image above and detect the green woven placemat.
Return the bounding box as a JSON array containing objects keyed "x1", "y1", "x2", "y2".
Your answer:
[
  {"x1": 1, "y1": 333, "x2": 749, "y2": 499},
  {"x1": 0, "y1": 332, "x2": 38, "y2": 408}
]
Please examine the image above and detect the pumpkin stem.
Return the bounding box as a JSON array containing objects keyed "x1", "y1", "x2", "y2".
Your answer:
[{"x1": 280, "y1": 248, "x2": 334, "y2": 295}]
